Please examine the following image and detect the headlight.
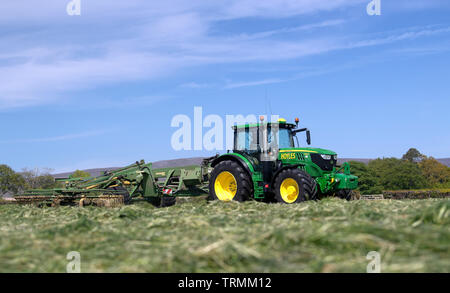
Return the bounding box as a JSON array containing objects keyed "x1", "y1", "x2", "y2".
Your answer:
[{"x1": 320, "y1": 154, "x2": 332, "y2": 160}]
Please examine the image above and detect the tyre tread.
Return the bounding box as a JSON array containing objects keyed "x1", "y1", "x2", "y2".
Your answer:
[{"x1": 209, "y1": 160, "x2": 253, "y2": 201}]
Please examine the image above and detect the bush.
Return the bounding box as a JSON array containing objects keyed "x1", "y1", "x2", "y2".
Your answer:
[{"x1": 70, "y1": 170, "x2": 91, "y2": 179}]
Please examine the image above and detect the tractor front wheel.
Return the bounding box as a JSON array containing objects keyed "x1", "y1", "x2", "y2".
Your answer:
[
  {"x1": 209, "y1": 161, "x2": 252, "y2": 202},
  {"x1": 274, "y1": 169, "x2": 317, "y2": 204}
]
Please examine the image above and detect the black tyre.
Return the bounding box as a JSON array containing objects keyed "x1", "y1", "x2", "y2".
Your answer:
[
  {"x1": 274, "y1": 168, "x2": 317, "y2": 204},
  {"x1": 336, "y1": 189, "x2": 352, "y2": 201},
  {"x1": 160, "y1": 196, "x2": 176, "y2": 207},
  {"x1": 146, "y1": 196, "x2": 162, "y2": 207},
  {"x1": 209, "y1": 160, "x2": 253, "y2": 202}
]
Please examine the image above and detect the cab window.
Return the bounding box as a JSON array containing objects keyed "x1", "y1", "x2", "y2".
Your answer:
[{"x1": 234, "y1": 127, "x2": 258, "y2": 151}]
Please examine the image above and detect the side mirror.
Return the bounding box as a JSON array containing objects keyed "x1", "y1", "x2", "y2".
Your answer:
[{"x1": 306, "y1": 130, "x2": 311, "y2": 145}]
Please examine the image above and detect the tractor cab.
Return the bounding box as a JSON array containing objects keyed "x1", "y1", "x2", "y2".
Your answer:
[{"x1": 232, "y1": 118, "x2": 310, "y2": 155}]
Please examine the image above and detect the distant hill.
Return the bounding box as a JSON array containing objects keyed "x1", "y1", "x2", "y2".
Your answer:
[
  {"x1": 438, "y1": 158, "x2": 450, "y2": 167},
  {"x1": 339, "y1": 158, "x2": 450, "y2": 167},
  {"x1": 52, "y1": 157, "x2": 450, "y2": 179},
  {"x1": 52, "y1": 157, "x2": 206, "y2": 179}
]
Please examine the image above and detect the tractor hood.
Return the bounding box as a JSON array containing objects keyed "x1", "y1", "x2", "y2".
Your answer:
[{"x1": 279, "y1": 147, "x2": 337, "y2": 156}]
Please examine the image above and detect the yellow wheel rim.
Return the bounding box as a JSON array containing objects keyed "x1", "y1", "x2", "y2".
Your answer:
[
  {"x1": 214, "y1": 171, "x2": 237, "y2": 201},
  {"x1": 280, "y1": 178, "x2": 299, "y2": 203}
]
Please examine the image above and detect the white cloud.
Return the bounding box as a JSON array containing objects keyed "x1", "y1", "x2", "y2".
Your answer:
[
  {"x1": 222, "y1": 64, "x2": 353, "y2": 89},
  {"x1": 0, "y1": 1, "x2": 449, "y2": 109},
  {"x1": 0, "y1": 50, "x2": 179, "y2": 109},
  {"x1": 0, "y1": 1, "x2": 364, "y2": 23},
  {"x1": 224, "y1": 78, "x2": 289, "y2": 89},
  {"x1": 0, "y1": 130, "x2": 109, "y2": 144},
  {"x1": 180, "y1": 82, "x2": 214, "y2": 89},
  {"x1": 218, "y1": 0, "x2": 365, "y2": 19},
  {"x1": 348, "y1": 27, "x2": 450, "y2": 49},
  {"x1": 230, "y1": 19, "x2": 347, "y2": 41}
]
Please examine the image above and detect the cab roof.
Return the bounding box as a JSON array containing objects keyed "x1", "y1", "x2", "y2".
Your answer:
[{"x1": 232, "y1": 120, "x2": 296, "y2": 129}]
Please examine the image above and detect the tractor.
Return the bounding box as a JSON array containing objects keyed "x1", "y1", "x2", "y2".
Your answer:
[
  {"x1": 14, "y1": 117, "x2": 358, "y2": 207},
  {"x1": 208, "y1": 117, "x2": 358, "y2": 203}
]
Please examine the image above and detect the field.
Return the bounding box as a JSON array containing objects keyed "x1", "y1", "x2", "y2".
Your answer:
[{"x1": 0, "y1": 197, "x2": 449, "y2": 273}]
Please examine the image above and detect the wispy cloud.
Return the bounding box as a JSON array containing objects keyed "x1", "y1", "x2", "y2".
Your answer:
[
  {"x1": 217, "y1": 0, "x2": 366, "y2": 19},
  {"x1": 389, "y1": 46, "x2": 450, "y2": 56},
  {"x1": 0, "y1": 1, "x2": 449, "y2": 109},
  {"x1": 223, "y1": 26, "x2": 450, "y2": 89},
  {"x1": 222, "y1": 65, "x2": 347, "y2": 89},
  {"x1": 0, "y1": 130, "x2": 109, "y2": 144},
  {"x1": 180, "y1": 82, "x2": 215, "y2": 89},
  {"x1": 348, "y1": 26, "x2": 450, "y2": 49},
  {"x1": 230, "y1": 19, "x2": 347, "y2": 40},
  {"x1": 224, "y1": 78, "x2": 289, "y2": 89}
]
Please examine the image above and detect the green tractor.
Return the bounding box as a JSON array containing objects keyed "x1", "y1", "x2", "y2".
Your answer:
[{"x1": 208, "y1": 117, "x2": 358, "y2": 203}]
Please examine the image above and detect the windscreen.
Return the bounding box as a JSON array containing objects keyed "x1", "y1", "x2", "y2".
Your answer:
[{"x1": 268, "y1": 127, "x2": 294, "y2": 149}]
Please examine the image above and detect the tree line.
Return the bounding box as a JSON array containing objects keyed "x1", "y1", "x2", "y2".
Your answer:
[
  {"x1": 350, "y1": 148, "x2": 450, "y2": 194},
  {"x1": 1, "y1": 148, "x2": 449, "y2": 196},
  {"x1": 0, "y1": 166, "x2": 91, "y2": 197}
]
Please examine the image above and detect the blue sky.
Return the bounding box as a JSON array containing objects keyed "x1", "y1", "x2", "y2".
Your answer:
[{"x1": 0, "y1": 0, "x2": 449, "y2": 173}]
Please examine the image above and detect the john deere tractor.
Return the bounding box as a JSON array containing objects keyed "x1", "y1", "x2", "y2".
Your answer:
[{"x1": 208, "y1": 117, "x2": 358, "y2": 203}]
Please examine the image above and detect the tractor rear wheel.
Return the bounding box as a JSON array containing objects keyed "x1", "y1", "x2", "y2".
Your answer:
[
  {"x1": 274, "y1": 169, "x2": 317, "y2": 204},
  {"x1": 209, "y1": 160, "x2": 252, "y2": 202}
]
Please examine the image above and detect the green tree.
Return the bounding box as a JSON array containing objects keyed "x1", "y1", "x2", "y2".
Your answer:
[
  {"x1": 369, "y1": 158, "x2": 428, "y2": 190},
  {"x1": 21, "y1": 168, "x2": 60, "y2": 189},
  {"x1": 402, "y1": 148, "x2": 425, "y2": 163},
  {"x1": 70, "y1": 170, "x2": 91, "y2": 179},
  {"x1": 36, "y1": 175, "x2": 60, "y2": 189},
  {"x1": 419, "y1": 157, "x2": 450, "y2": 187},
  {"x1": 348, "y1": 161, "x2": 383, "y2": 194},
  {"x1": 0, "y1": 164, "x2": 26, "y2": 195}
]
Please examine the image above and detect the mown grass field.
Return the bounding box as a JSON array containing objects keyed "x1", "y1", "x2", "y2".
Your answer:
[{"x1": 0, "y1": 197, "x2": 449, "y2": 273}]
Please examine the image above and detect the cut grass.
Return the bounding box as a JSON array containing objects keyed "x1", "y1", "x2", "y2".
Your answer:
[{"x1": 0, "y1": 197, "x2": 449, "y2": 273}]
